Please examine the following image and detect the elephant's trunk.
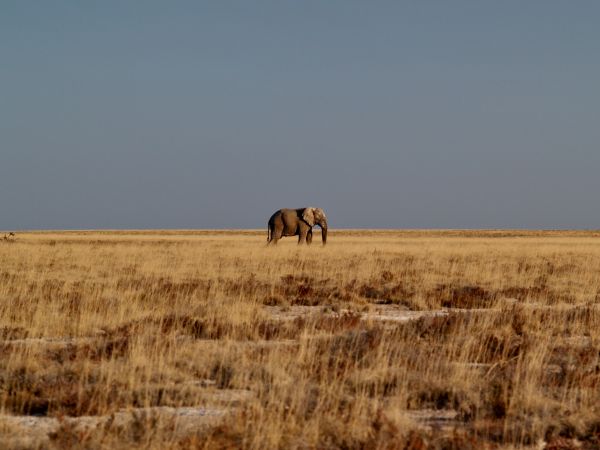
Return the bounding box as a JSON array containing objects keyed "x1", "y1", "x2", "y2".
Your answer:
[{"x1": 320, "y1": 221, "x2": 328, "y2": 245}]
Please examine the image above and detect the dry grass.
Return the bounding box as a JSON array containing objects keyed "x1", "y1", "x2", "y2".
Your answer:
[{"x1": 1, "y1": 230, "x2": 600, "y2": 449}]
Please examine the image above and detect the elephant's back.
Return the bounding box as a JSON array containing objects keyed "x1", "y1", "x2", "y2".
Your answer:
[
  {"x1": 268, "y1": 208, "x2": 301, "y2": 226},
  {"x1": 280, "y1": 208, "x2": 302, "y2": 221}
]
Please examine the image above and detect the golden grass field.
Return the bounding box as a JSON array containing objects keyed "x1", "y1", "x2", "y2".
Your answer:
[{"x1": 1, "y1": 230, "x2": 600, "y2": 449}]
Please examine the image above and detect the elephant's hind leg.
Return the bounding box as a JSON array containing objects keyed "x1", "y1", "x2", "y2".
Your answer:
[{"x1": 269, "y1": 227, "x2": 282, "y2": 245}]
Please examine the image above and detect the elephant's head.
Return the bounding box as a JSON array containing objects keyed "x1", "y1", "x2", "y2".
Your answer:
[{"x1": 302, "y1": 207, "x2": 328, "y2": 244}]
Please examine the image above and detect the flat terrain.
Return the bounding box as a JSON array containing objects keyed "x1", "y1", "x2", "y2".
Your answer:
[{"x1": 1, "y1": 230, "x2": 600, "y2": 449}]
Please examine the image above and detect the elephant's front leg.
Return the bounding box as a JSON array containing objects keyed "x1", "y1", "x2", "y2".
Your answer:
[
  {"x1": 306, "y1": 229, "x2": 313, "y2": 245},
  {"x1": 298, "y1": 227, "x2": 310, "y2": 245}
]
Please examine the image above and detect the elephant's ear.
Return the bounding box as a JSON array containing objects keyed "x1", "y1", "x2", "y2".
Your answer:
[
  {"x1": 314, "y1": 208, "x2": 327, "y2": 221},
  {"x1": 302, "y1": 208, "x2": 315, "y2": 226}
]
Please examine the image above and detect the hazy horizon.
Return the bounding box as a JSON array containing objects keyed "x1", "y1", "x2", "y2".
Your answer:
[{"x1": 2, "y1": 2, "x2": 599, "y2": 230}]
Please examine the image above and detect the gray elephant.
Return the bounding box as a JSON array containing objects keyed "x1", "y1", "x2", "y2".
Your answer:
[{"x1": 267, "y1": 207, "x2": 328, "y2": 245}]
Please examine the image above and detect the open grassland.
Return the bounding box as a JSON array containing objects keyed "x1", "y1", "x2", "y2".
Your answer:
[{"x1": 1, "y1": 230, "x2": 600, "y2": 449}]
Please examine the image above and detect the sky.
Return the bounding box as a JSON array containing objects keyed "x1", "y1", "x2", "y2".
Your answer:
[{"x1": 2, "y1": 1, "x2": 599, "y2": 229}]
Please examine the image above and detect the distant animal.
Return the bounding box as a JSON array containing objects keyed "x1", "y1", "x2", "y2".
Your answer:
[
  {"x1": 267, "y1": 207, "x2": 328, "y2": 245},
  {"x1": 3, "y1": 232, "x2": 15, "y2": 242}
]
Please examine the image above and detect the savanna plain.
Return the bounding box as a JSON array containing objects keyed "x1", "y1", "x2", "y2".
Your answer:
[{"x1": 1, "y1": 230, "x2": 600, "y2": 449}]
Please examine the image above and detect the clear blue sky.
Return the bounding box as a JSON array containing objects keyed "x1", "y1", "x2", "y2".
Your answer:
[{"x1": 2, "y1": 2, "x2": 599, "y2": 229}]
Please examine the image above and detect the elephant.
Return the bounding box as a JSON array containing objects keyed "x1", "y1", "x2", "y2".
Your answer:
[{"x1": 267, "y1": 207, "x2": 328, "y2": 245}]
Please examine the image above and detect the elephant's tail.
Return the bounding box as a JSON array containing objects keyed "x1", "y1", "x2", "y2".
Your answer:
[{"x1": 267, "y1": 224, "x2": 270, "y2": 243}]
